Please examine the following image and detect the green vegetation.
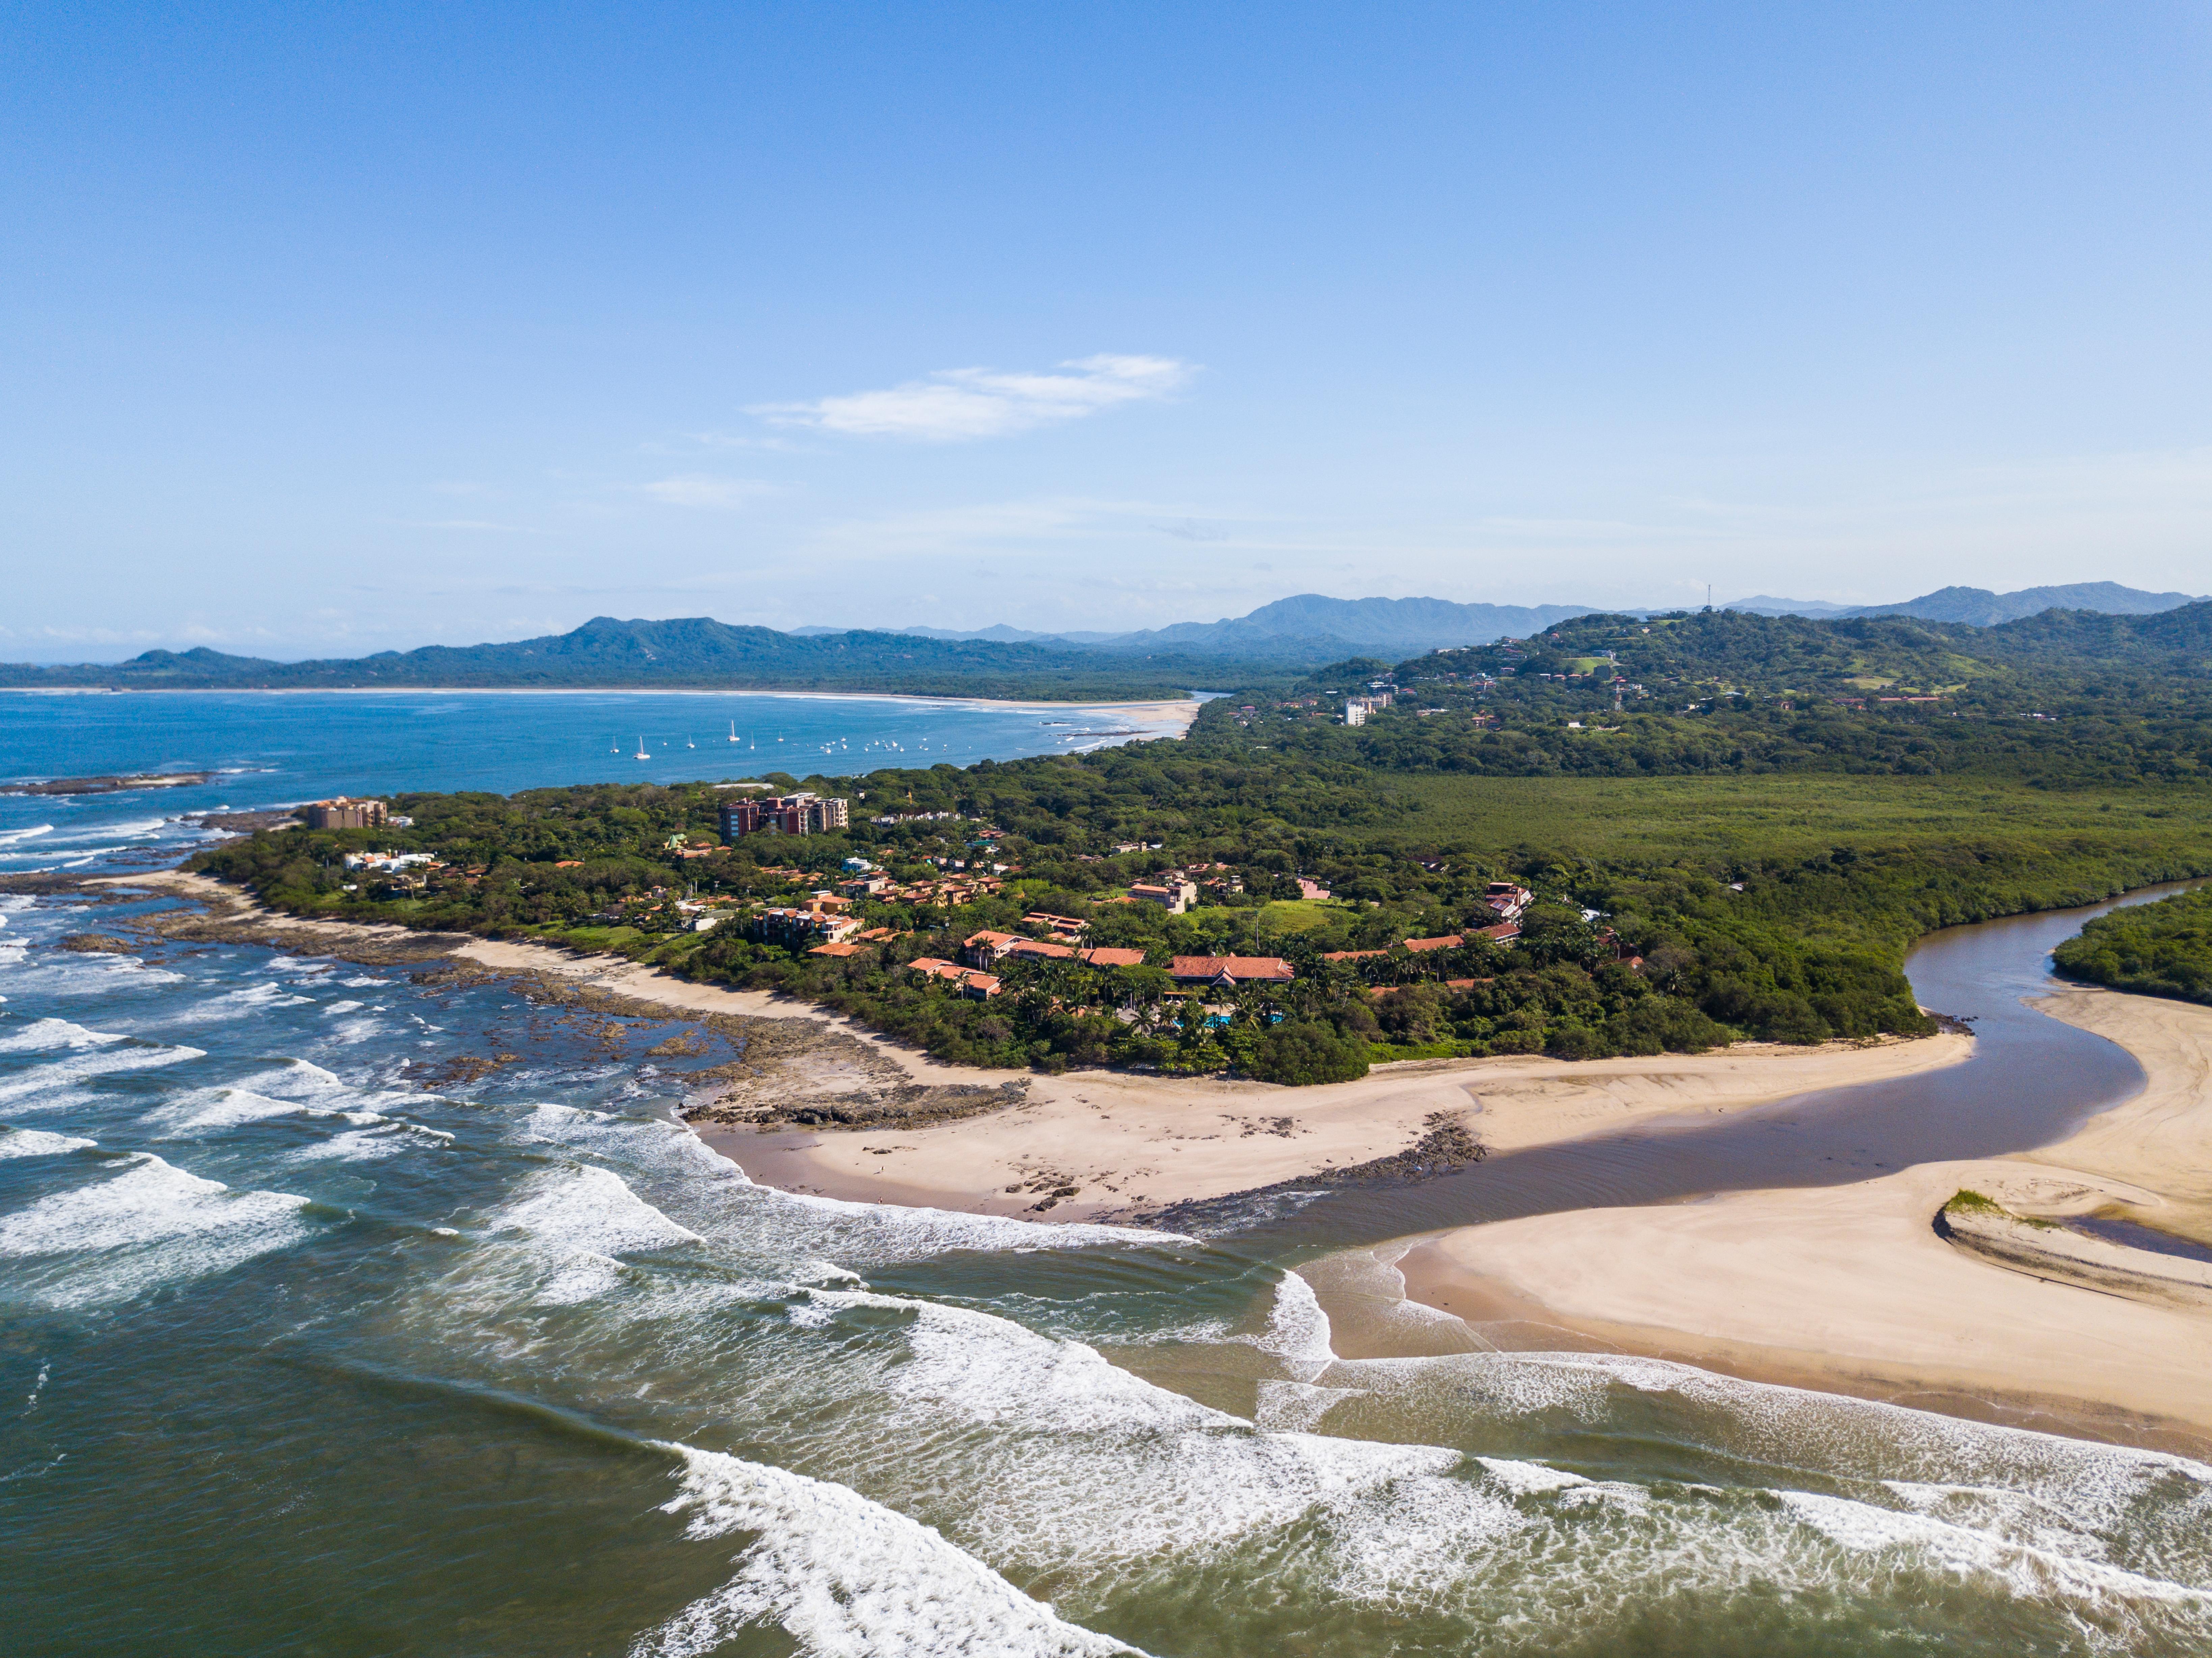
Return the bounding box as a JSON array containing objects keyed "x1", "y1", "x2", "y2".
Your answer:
[
  {"x1": 2053, "y1": 886, "x2": 2212, "y2": 1006},
  {"x1": 184, "y1": 606, "x2": 2212, "y2": 1081},
  {"x1": 1941, "y1": 1188, "x2": 2055, "y2": 1229},
  {"x1": 1264, "y1": 605, "x2": 2212, "y2": 785},
  {"x1": 1944, "y1": 1189, "x2": 2003, "y2": 1215},
  {"x1": 0, "y1": 615, "x2": 1274, "y2": 701}
]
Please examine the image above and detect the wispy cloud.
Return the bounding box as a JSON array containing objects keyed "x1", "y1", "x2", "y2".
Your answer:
[
  {"x1": 639, "y1": 475, "x2": 780, "y2": 510},
  {"x1": 754, "y1": 354, "x2": 1192, "y2": 441}
]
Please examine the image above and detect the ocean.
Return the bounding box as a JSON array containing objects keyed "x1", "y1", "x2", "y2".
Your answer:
[
  {"x1": 3, "y1": 693, "x2": 2209, "y2": 1655},
  {"x1": 0, "y1": 688, "x2": 1181, "y2": 874}
]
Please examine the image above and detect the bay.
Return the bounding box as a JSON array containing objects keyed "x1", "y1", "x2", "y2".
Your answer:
[{"x1": 0, "y1": 688, "x2": 1187, "y2": 873}]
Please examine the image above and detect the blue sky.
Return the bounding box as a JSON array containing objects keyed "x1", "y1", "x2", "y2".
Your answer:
[{"x1": 5, "y1": 2, "x2": 2210, "y2": 659}]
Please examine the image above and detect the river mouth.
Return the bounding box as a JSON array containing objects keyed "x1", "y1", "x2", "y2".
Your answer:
[
  {"x1": 8, "y1": 879, "x2": 2212, "y2": 1655},
  {"x1": 1217, "y1": 881, "x2": 2204, "y2": 1255}
]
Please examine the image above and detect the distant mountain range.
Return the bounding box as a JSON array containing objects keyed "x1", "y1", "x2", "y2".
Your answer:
[
  {"x1": 806, "y1": 583, "x2": 2208, "y2": 657},
  {"x1": 0, "y1": 618, "x2": 1268, "y2": 700},
  {"x1": 1719, "y1": 582, "x2": 2206, "y2": 626},
  {"x1": 790, "y1": 594, "x2": 1592, "y2": 656},
  {"x1": 7, "y1": 583, "x2": 2202, "y2": 695}
]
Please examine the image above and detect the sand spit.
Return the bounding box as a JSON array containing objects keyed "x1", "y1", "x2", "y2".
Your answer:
[
  {"x1": 713, "y1": 1034, "x2": 1971, "y2": 1222},
  {"x1": 59, "y1": 870, "x2": 1972, "y2": 1223},
  {"x1": 1365, "y1": 986, "x2": 2212, "y2": 1453}
]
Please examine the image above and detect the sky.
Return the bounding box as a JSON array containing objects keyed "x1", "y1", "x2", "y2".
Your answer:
[{"x1": 5, "y1": 2, "x2": 2211, "y2": 660}]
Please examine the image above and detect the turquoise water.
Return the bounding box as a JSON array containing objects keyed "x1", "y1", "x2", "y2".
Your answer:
[
  {"x1": 3, "y1": 698, "x2": 2211, "y2": 1655},
  {"x1": 0, "y1": 688, "x2": 1164, "y2": 873}
]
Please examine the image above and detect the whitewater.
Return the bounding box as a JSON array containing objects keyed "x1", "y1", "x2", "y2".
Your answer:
[{"x1": 3, "y1": 696, "x2": 2210, "y2": 1653}]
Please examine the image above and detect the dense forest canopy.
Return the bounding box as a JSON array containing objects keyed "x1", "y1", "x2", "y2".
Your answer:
[{"x1": 2054, "y1": 887, "x2": 2212, "y2": 1006}]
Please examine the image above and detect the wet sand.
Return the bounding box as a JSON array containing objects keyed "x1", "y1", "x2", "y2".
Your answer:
[
  {"x1": 708, "y1": 1037, "x2": 1971, "y2": 1221},
  {"x1": 1368, "y1": 985, "x2": 2212, "y2": 1451}
]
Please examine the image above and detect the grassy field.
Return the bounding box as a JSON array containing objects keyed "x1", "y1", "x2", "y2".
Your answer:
[
  {"x1": 1256, "y1": 898, "x2": 1355, "y2": 932},
  {"x1": 1378, "y1": 773, "x2": 2212, "y2": 863}
]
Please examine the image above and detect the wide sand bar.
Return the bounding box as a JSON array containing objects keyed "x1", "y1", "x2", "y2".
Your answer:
[{"x1": 1370, "y1": 986, "x2": 2212, "y2": 1450}]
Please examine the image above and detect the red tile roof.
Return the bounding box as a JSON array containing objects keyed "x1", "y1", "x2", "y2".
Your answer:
[
  {"x1": 1003, "y1": 937, "x2": 1076, "y2": 961},
  {"x1": 1169, "y1": 955, "x2": 1295, "y2": 984},
  {"x1": 1080, "y1": 947, "x2": 1148, "y2": 968}
]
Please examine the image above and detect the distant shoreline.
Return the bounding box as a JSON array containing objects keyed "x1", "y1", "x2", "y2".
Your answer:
[{"x1": 0, "y1": 685, "x2": 1204, "y2": 718}]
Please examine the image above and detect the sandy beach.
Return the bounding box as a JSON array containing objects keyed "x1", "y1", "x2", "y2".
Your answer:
[
  {"x1": 705, "y1": 1034, "x2": 1971, "y2": 1221},
  {"x1": 1363, "y1": 985, "x2": 2212, "y2": 1450},
  {"x1": 87, "y1": 870, "x2": 1972, "y2": 1221},
  {"x1": 29, "y1": 685, "x2": 1205, "y2": 726}
]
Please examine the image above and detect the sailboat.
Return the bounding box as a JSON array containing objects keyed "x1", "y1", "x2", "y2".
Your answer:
[
  {"x1": 686, "y1": 735, "x2": 696, "y2": 749},
  {"x1": 634, "y1": 736, "x2": 650, "y2": 760},
  {"x1": 728, "y1": 721, "x2": 738, "y2": 743}
]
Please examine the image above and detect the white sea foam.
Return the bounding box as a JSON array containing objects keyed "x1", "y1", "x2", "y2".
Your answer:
[
  {"x1": 0, "y1": 1017, "x2": 127, "y2": 1052},
  {"x1": 770, "y1": 1186, "x2": 1192, "y2": 1261},
  {"x1": 143, "y1": 1086, "x2": 366, "y2": 1134},
  {"x1": 0, "y1": 1128, "x2": 96, "y2": 1159},
  {"x1": 55, "y1": 816, "x2": 168, "y2": 841},
  {"x1": 489, "y1": 1163, "x2": 706, "y2": 1305},
  {"x1": 0, "y1": 1153, "x2": 315, "y2": 1308},
  {"x1": 1258, "y1": 1269, "x2": 1335, "y2": 1373},
  {"x1": 1306, "y1": 1347, "x2": 2212, "y2": 1623},
  {"x1": 630, "y1": 1445, "x2": 1145, "y2": 1658},
  {"x1": 341, "y1": 976, "x2": 393, "y2": 987},
  {"x1": 0, "y1": 825, "x2": 54, "y2": 847},
  {"x1": 167, "y1": 982, "x2": 316, "y2": 1022},
  {"x1": 291, "y1": 1127, "x2": 411, "y2": 1164},
  {"x1": 794, "y1": 1284, "x2": 1481, "y2": 1573},
  {"x1": 517, "y1": 1105, "x2": 751, "y2": 1189},
  {"x1": 0, "y1": 1038, "x2": 204, "y2": 1111},
  {"x1": 1781, "y1": 1489, "x2": 2212, "y2": 1607},
  {"x1": 1252, "y1": 1378, "x2": 1369, "y2": 1434},
  {"x1": 1475, "y1": 1456, "x2": 1594, "y2": 1496}
]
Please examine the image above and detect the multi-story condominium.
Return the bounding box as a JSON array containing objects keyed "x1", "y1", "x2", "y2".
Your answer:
[{"x1": 719, "y1": 792, "x2": 851, "y2": 839}]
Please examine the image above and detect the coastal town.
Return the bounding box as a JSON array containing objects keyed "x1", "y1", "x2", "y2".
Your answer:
[{"x1": 296, "y1": 787, "x2": 1543, "y2": 991}]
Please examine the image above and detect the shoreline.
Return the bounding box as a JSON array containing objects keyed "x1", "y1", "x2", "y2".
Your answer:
[
  {"x1": 701, "y1": 1032, "x2": 1972, "y2": 1222},
  {"x1": 0, "y1": 685, "x2": 1207, "y2": 724},
  {"x1": 1359, "y1": 984, "x2": 2212, "y2": 1452},
  {"x1": 75, "y1": 870, "x2": 1971, "y2": 1223}
]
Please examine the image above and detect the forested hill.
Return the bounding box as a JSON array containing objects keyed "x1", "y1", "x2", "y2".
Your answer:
[
  {"x1": 0, "y1": 616, "x2": 1269, "y2": 700},
  {"x1": 10, "y1": 601, "x2": 2209, "y2": 703},
  {"x1": 1413, "y1": 603, "x2": 2212, "y2": 691},
  {"x1": 1246, "y1": 603, "x2": 2212, "y2": 785}
]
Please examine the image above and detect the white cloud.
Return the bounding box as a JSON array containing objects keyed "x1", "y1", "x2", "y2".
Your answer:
[
  {"x1": 639, "y1": 475, "x2": 779, "y2": 510},
  {"x1": 754, "y1": 354, "x2": 1192, "y2": 441}
]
